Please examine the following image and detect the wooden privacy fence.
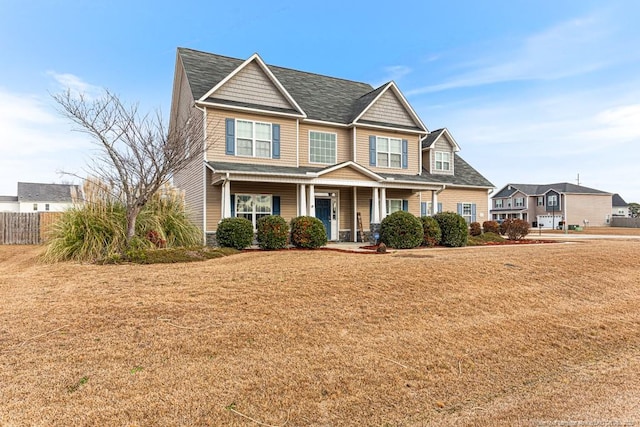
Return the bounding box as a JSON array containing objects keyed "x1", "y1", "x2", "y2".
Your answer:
[
  {"x1": 0, "y1": 212, "x2": 63, "y2": 244},
  {"x1": 611, "y1": 217, "x2": 640, "y2": 228}
]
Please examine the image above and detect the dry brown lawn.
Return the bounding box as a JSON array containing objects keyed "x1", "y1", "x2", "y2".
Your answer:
[{"x1": 1, "y1": 240, "x2": 639, "y2": 426}]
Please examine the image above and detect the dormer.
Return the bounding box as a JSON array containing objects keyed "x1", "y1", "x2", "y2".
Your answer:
[{"x1": 421, "y1": 128, "x2": 460, "y2": 175}]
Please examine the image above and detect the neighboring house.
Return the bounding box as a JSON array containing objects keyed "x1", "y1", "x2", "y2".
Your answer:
[
  {"x1": 490, "y1": 183, "x2": 612, "y2": 228},
  {"x1": 0, "y1": 182, "x2": 82, "y2": 213},
  {"x1": 612, "y1": 193, "x2": 630, "y2": 217},
  {"x1": 170, "y1": 48, "x2": 493, "y2": 244}
]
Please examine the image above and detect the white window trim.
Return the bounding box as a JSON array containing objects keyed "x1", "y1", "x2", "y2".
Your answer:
[
  {"x1": 495, "y1": 199, "x2": 503, "y2": 208},
  {"x1": 548, "y1": 194, "x2": 558, "y2": 207},
  {"x1": 308, "y1": 130, "x2": 337, "y2": 165},
  {"x1": 236, "y1": 119, "x2": 272, "y2": 159},
  {"x1": 515, "y1": 197, "x2": 524, "y2": 207},
  {"x1": 235, "y1": 193, "x2": 273, "y2": 229},
  {"x1": 376, "y1": 136, "x2": 403, "y2": 169},
  {"x1": 434, "y1": 151, "x2": 451, "y2": 171},
  {"x1": 461, "y1": 202, "x2": 473, "y2": 223},
  {"x1": 385, "y1": 199, "x2": 403, "y2": 215}
]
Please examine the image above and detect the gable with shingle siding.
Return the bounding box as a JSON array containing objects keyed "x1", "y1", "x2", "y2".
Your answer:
[{"x1": 360, "y1": 90, "x2": 417, "y2": 128}]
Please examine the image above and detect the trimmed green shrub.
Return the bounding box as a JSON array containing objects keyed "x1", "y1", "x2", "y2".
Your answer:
[
  {"x1": 433, "y1": 211, "x2": 468, "y2": 247},
  {"x1": 290, "y1": 216, "x2": 327, "y2": 249},
  {"x1": 482, "y1": 220, "x2": 500, "y2": 234},
  {"x1": 256, "y1": 215, "x2": 289, "y2": 250},
  {"x1": 469, "y1": 221, "x2": 482, "y2": 236},
  {"x1": 216, "y1": 217, "x2": 254, "y2": 250},
  {"x1": 502, "y1": 218, "x2": 530, "y2": 240},
  {"x1": 467, "y1": 232, "x2": 505, "y2": 246},
  {"x1": 380, "y1": 211, "x2": 423, "y2": 249},
  {"x1": 420, "y1": 216, "x2": 442, "y2": 247}
]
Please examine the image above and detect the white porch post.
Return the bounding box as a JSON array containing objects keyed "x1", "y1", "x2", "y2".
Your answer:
[
  {"x1": 380, "y1": 188, "x2": 387, "y2": 220},
  {"x1": 372, "y1": 187, "x2": 380, "y2": 223},
  {"x1": 353, "y1": 187, "x2": 358, "y2": 242},
  {"x1": 431, "y1": 191, "x2": 438, "y2": 216},
  {"x1": 222, "y1": 180, "x2": 231, "y2": 218},
  {"x1": 299, "y1": 184, "x2": 307, "y2": 216},
  {"x1": 309, "y1": 184, "x2": 315, "y2": 217}
]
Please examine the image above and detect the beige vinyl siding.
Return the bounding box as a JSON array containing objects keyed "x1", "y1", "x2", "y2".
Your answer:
[
  {"x1": 360, "y1": 90, "x2": 417, "y2": 128},
  {"x1": 298, "y1": 122, "x2": 351, "y2": 167},
  {"x1": 171, "y1": 58, "x2": 206, "y2": 232},
  {"x1": 337, "y1": 188, "x2": 353, "y2": 233},
  {"x1": 385, "y1": 190, "x2": 421, "y2": 217},
  {"x1": 205, "y1": 109, "x2": 297, "y2": 167},
  {"x1": 564, "y1": 194, "x2": 612, "y2": 226},
  {"x1": 438, "y1": 188, "x2": 490, "y2": 222},
  {"x1": 355, "y1": 129, "x2": 420, "y2": 175},
  {"x1": 355, "y1": 188, "x2": 373, "y2": 231},
  {"x1": 321, "y1": 167, "x2": 373, "y2": 181},
  {"x1": 430, "y1": 138, "x2": 455, "y2": 176},
  {"x1": 214, "y1": 61, "x2": 293, "y2": 110},
  {"x1": 205, "y1": 181, "x2": 297, "y2": 231}
]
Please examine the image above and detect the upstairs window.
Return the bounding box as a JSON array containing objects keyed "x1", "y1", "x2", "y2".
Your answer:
[
  {"x1": 33, "y1": 203, "x2": 38, "y2": 211},
  {"x1": 309, "y1": 131, "x2": 337, "y2": 164},
  {"x1": 237, "y1": 120, "x2": 271, "y2": 158},
  {"x1": 548, "y1": 194, "x2": 558, "y2": 207},
  {"x1": 45, "y1": 204, "x2": 50, "y2": 211},
  {"x1": 515, "y1": 197, "x2": 524, "y2": 207},
  {"x1": 537, "y1": 196, "x2": 544, "y2": 206},
  {"x1": 495, "y1": 199, "x2": 503, "y2": 208},
  {"x1": 435, "y1": 151, "x2": 451, "y2": 171},
  {"x1": 377, "y1": 137, "x2": 402, "y2": 168}
]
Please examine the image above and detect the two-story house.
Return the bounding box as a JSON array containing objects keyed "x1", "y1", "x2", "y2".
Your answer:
[
  {"x1": 490, "y1": 183, "x2": 612, "y2": 228},
  {"x1": 171, "y1": 48, "x2": 493, "y2": 244}
]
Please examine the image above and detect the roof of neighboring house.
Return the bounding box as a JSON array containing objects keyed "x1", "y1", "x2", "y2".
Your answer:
[
  {"x1": 17, "y1": 182, "x2": 81, "y2": 203},
  {"x1": 208, "y1": 154, "x2": 493, "y2": 188},
  {"x1": 178, "y1": 48, "x2": 423, "y2": 129},
  {"x1": 0, "y1": 195, "x2": 18, "y2": 202},
  {"x1": 612, "y1": 193, "x2": 628, "y2": 207},
  {"x1": 493, "y1": 182, "x2": 611, "y2": 198}
]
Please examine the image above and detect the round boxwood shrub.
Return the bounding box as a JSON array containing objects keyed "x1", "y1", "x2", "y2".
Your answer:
[
  {"x1": 482, "y1": 220, "x2": 500, "y2": 234},
  {"x1": 216, "y1": 217, "x2": 254, "y2": 249},
  {"x1": 433, "y1": 211, "x2": 468, "y2": 247},
  {"x1": 256, "y1": 215, "x2": 289, "y2": 250},
  {"x1": 420, "y1": 216, "x2": 442, "y2": 247},
  {"x1": 290, "y1": 216, "x2": 327, "y2": 249},
  {"x1": 469, "y1": 221, "x2": 482, "y2": 237},
  {"x1": 380, "y1": 211, "x2": 423, "y2": 249}
]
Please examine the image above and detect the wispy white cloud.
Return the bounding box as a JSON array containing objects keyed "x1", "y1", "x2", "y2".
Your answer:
[
  {"x1": 372, "y1": 65, "x2": 412, "y2": 88},
  {"x1": 46, "y1": 71, "x2": 102, "y2": 99},
  {"x1": 407, "y1": 12, "x2": 632, "y2": 95}
]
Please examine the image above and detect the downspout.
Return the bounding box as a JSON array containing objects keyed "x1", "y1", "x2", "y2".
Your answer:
[{"x1": 194, "y1": 103, "x2": 207, "y2": 245}]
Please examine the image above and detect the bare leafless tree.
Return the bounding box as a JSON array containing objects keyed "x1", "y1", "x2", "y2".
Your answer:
[{"x1": 53, "y1": 89, "x2": 204, "y2": 247}]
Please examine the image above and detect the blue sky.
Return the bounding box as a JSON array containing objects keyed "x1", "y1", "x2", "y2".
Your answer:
[{"x1": 1, "y1": 0, "x2": 639, "y2": 202}]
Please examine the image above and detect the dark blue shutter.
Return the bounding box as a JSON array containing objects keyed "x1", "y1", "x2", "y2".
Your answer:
[
  {"x1": 471, "y1": 203, "x2": 477, "y2": 222},
  {"x1": 225, "y1": 119, "x2": 235, "y2": 155},
  {"x1": 272, "y1": 124, "x2": 280, "y2": 159},
  {"x1": 369, "y1": 136, "x2": 376, "y2": 166},
  {"x1": 437, "y1": 202, "x2": 442, "y2": 214},
  {"x1": 457, "y1": 203, "x2": 463, "y2": 215},
  {"x1": 230, "y1": 194, "x2": 235, "y2": 217},
  {"x1": 272, "y1": 196, "x2": 281, "y2": 216},
  {"x1": 402, "y1": 200, "x2": 409, "y2": 212},
  {"x1": 421, "y1": 202, "x2": 427, "y2": 217},
  {"x1": 402, "y1": 139, "x2": 408, "y2": 169}
]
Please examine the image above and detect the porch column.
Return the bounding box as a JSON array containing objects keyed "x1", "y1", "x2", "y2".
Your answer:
[
  {"x1": 222, "y1": 180, "x2": 231, "y2": 218},
  {"x1": 380, "y1": 188, "x2": 387, "y2": 220},
  {"x1": 431, "y1": 191, "x2": 438, "y2": 216},
  {"x1": 353, "y1": 187, "x2": 358, "y2": 242},
  {"x1": 299, "y1": 184, "x2": 307, "y2": 216},
  {"x1": 309, "y1": 184, "x2": 315, "y2": 217},
  {"x1": 372, "y1": 187, "x2": 380, "y2": 223}
]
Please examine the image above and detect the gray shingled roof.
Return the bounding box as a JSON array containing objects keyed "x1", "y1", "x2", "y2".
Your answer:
[
  {"x1": 178, "y1": 48, "x2": 420, "y2": 127},
  {"x1": 207, "y1": 155, "x2": 493, "y2": 189},
  {"x1": 421, "y1": 129, "x2": 446, "y2": 149},
  {"x1": 612, "y1": 193, "x2": 628, "y2": 207},
  {"x1": 493, "y1": 183, "x2": 610, "y2": 198},
  {"x1": 0, "y1": 195, "x2": 18, "y2": 202},
  {"x1": 17, "y1": 182, "x2": 80, "y2": 203}
]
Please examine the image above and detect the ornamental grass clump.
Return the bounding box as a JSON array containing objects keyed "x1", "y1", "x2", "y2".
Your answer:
[
  {"x1": 380, "y1": 211, "x2": 423, "y2": 249},
  {"x1": 256, "y1": 215, "x2": 289, "y2": 250},
  {"x1": 290, "y1": 216, "x2": 327, "y2": 249}
]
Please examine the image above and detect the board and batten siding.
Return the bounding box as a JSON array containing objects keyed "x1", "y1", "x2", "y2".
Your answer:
[
  {"x1": 298, "y1": 122, "x2": 351, "y2": 167},
  {"x1": 360, "y1": 90, "x2": 417, "y2": 128},
  {"x1": 205, "y1": 109, "x2": 298, "y2": 167},
  {"x1": 206, "y1": 181, "x2": 297, "y2": 231},
  {"x1": 437, "y1": 188, "x2": 490, "y2": 222},
  {"x1": 355, "y1": 129, "x2": 420, "y2": 175},
  {"x1": 214, "y1": 61, "x2": 293, "y2": 110}
]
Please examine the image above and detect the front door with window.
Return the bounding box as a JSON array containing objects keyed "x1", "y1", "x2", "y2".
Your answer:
[{"x1": 315, "y1": 198, "x2": 331, "y2": 240}]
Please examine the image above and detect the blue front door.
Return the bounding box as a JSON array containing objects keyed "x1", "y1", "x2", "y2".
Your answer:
[{"x1": 315, "y1": 198, "x2": 331, "y2": 240}]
